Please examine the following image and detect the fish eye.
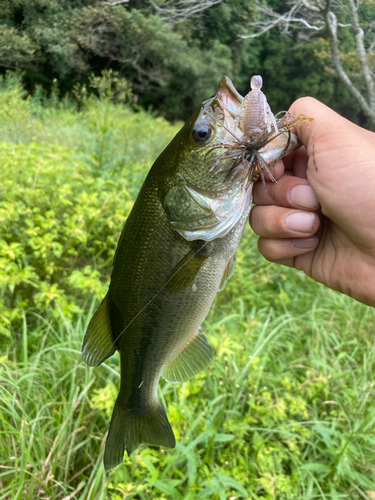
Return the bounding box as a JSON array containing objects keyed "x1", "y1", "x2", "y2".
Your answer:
[{"x1": 192, "y1": 123, "x2": 212, "y2": 143}]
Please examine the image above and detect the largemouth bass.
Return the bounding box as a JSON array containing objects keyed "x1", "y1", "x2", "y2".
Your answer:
[{"x1": 82, "y1": 76, "x2": 302, "y2": 470}]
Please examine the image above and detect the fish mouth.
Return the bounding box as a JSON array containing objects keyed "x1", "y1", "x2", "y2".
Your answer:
[{"x1": 216, "y1": 76, "x2": 243, "y2": 119}]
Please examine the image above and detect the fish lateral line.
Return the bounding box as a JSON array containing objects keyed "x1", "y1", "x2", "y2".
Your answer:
[{"x1": 102, "y1": 239, "x2": 211, "y2": 360}]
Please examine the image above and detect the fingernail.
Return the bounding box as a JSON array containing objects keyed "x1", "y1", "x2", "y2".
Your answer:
[
  {"x1": 271, "y1": 162, "x2": 283, "y2": 179},
  {"x1": 286, "y1": 212, "x2": 315, "y2": 233},
  {"x1": 290, "y1": 185, "x2": 318, "y2": 209},
  {"x1": 292, "y1": 237, "x2": 319, "y2": 249}
]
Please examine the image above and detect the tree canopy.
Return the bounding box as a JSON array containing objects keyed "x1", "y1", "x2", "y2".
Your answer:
[{"x1": 0, "y1": 0, "x2": 373, "y2": 125}]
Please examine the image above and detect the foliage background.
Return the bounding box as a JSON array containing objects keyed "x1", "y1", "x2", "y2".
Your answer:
[
  {"x1": 1, "y1": 0, "x2": 375, "y2": 497},
  {"x1": 0, "y1": 0, "x2": 372, "y2": 126},
  {"x1": 1, "y1": 70, "x2": 375, "y2": 499}
]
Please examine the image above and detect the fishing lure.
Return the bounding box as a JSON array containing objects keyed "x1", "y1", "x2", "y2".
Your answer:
[{"x1": 206, "y1": 75, "x2": 314, "y2": 190}]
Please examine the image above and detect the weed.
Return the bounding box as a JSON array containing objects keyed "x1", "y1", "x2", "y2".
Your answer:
[{"x1": 1, "y1": 74, "x2": 375, "y2": 500}]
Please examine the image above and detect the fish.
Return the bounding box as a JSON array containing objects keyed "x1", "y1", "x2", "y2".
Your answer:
[{"x1": 82, "y1": 75, "x2": 303, "y2": 470}]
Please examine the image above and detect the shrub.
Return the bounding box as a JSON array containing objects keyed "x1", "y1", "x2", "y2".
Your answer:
[
  {"x1": 0, "y1": 72, "x2": 180, "y2": 339},
  {"x1": 0, "y1": 140, "x2": 134, "y2": 336}
]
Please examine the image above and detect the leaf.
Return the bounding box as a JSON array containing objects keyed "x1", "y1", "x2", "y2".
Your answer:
[
  {"x1": 217, "y1": 475, "x2": 249, "y2": 497},
  {"x1": 153, "y1": 479, "x2": 183, "y2": 499},
  {"x1": 350, "y1": 471, "x2": 375, "y2": 490},
  {"x1": 300, "y1": 463, "x2": 331, "y2": 473},
  {"x1": 213, "y1": 433, "x2": 235, "y2": 443}
]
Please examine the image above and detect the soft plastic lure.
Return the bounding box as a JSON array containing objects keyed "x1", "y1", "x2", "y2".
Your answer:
[{"x1": 207, "y1": 75, "x2": 313, "y2": 189}]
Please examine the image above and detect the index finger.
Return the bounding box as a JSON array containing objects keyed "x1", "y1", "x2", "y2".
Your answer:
[
  {"x1": 283, "y1": 146, "x2": 309, "y2": 179},
  {"x1": 288, "y1": 97, "x2": 352, "y2": 179},
  {"x1": 290, "y1": 96, "x2": 374, "y2": 148}
]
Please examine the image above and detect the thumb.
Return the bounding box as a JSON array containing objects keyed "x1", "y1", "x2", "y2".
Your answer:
[
  {"x1": 288, "y1": 97, "x2": 374, "y2": 215},
  {"x1": 288, "y1": 97, "x2": 375, "y2": 248}
]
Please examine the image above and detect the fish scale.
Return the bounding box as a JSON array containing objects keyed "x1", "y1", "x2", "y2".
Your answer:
[{"x1": 82, "y1": 75, "x2": 303, "y2": 470}]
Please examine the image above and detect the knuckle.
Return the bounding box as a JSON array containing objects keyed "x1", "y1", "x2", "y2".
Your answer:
[{"x1": 264, "y1": 209, "x2": 282, "y2": 234}]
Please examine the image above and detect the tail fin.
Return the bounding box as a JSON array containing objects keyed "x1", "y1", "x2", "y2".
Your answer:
[{"x1": 103, "y1": 397, "x2": 176, "y2": 470}]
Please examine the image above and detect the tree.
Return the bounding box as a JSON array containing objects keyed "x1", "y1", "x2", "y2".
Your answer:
[
  {"x1": 149, "y1": 0, "x2": 222, "y2": 23},
  {"x1": 0, "y1": 0, "x2": 370, "y2": 122},
  {"x1": 0, "y1": 0, "x2": 234, "y2": 119},
  {"x1": 242, "y1": 0, "x2": 375, "y2": 129}
]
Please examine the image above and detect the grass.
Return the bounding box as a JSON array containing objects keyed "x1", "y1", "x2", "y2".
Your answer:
[
  {"x1": 2, "y1": 276, "x2": 375, "y2": 499},
  {"x1": 1, "y1": 73, "x2": 375, "y2": 499}
]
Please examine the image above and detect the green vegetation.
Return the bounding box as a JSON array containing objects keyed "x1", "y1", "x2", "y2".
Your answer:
[
  {"x1": 1, "y1": 75, "x2": 375, "y2": 500},
  {"x1": 0, "y1": 0, "x2": 372, "y2": 126}
]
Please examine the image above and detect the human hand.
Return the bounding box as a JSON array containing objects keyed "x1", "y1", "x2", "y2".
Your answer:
[{"x1": 249, "y1": 97, "x2": 375, "y2": 307}]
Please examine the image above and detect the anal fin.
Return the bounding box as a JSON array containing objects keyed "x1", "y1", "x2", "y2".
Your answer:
[
  {"x1": 82, "y1": 294, "x2": 117, "y2": 367},
  {"x1": 162, "y1": 328, "x2": 214, "y2": 383}
]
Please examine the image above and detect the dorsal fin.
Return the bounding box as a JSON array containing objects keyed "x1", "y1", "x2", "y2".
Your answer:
[
  {"x1": 82, "y1": 295, "x2": 117, "y2": 366},
  {"x1": 162, "y1": 328, "x2": 214, "y2": 383}
]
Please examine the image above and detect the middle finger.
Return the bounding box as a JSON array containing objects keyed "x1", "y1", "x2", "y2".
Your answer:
[
  {"x1": 250, "y1": 205, "x2": 320, "y2": 238},
  {"x1": 253, "y1": 175, "x2": 319, "y2": 209}
]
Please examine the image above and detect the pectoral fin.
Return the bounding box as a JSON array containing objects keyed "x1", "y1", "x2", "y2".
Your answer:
[
  {"x1": 82, "y1": 295, "x2": 117, "y2": 366},
  {"x1": 162, "y1": 327, "x2": 214, "y2": 383},
  {"x1": 218, "y1": 254, "x2": 237, "y2": 292},
  {"x1": 167, "y1": 240, "x2": 214, "y2": 292}
]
